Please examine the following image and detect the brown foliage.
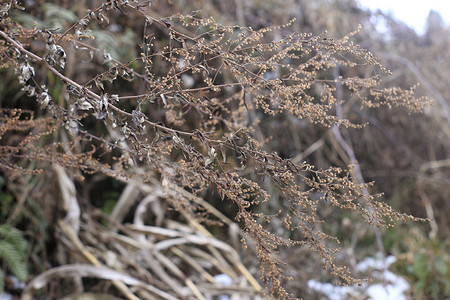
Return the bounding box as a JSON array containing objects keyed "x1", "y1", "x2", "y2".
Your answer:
[{"x1": 0, "y1": 0, "x2": 430, "y2": 298}]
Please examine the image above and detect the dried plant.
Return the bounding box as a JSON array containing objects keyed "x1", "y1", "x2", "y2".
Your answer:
[{"x1": 0, "y1": 1, "x2": 429, "y2": 298}]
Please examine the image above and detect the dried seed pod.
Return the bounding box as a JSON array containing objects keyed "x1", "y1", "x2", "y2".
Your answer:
[
  {"x1": 17, "y1": 62, "x2": 35, "y2": 84},
  {"x1": 46, "y1": 44, "x2": 66, "y2": 69}
]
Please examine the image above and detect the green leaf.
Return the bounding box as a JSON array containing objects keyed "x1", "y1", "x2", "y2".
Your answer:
[
  {"x1": 413, "y1": 252, "x2": 430, "y2": 280},
  {"x1": 0, "y1": 225, "x2": 27, "y2": 256},
  {"x1": 0, "y1": 269, "x2": 4, "y2": 293},
  {"x1": 10, "y1": 11, "x2": 43, "y2": 28},
  {"x1": 0, "y1": 241, "x2": 28, "y2": 282},
  {"x1": 43, "y1": 3, "x2": 78, "y2": 32},
  {"x1": 434, "y1": 256, "x2": 448, "y2": 277}
]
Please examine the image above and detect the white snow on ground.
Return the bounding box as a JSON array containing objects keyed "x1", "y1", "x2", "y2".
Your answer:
[
  {"x1": 214, "y1": 274, "x2": 233, "y2": 300},
  {"x1": 308, "y1": 253, "x2": 410, "y2": 300}
]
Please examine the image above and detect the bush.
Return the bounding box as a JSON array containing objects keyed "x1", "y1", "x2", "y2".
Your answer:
[{"x1": 0, "y1": 0, "x2": 429, "y2": 298}]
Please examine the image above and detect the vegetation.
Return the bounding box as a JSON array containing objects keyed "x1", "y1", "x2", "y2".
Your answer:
[
  {"x1": 0, "y1": 0, "x2": 448, "y2": 299},
  {"x1": 0, "y1": 224, "x2": 28, "y2": 292}
]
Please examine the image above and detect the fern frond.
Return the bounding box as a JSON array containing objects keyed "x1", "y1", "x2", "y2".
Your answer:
[
  {"x1": 0, "y1": 269, "x2": 4, "y2": 293},
  {"x1": 0, "y1": 241, "x2": 28, "y2": 283},
  {"x1": 0, "y1": 225, "x2": 27, "y2": 256}
]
